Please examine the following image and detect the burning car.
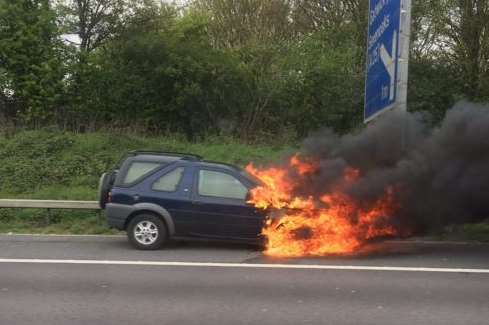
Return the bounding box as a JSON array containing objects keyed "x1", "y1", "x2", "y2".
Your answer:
[{"x1": 98, "y1": 150, "x2": 399, "y2": 256}]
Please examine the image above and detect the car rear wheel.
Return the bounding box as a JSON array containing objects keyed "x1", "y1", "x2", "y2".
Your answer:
[{"x1": 127, "y1": 214, "x2": 168, "y2": 250}]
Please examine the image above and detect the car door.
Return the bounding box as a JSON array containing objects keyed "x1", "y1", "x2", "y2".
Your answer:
[
  {"x1": 139, "y1": 165, "x2": 196, "y2": 236},
  {"x1": 186, "y1": 167, "x2": 264, "y2": 240}
]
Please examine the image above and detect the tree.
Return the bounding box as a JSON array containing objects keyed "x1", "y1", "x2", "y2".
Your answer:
[
  {"x1": 441, "y1": 0, "x2": 489, "y2": 100},
  {"x1": 282, "y1": 28, "x2": 364, "y2": 136},
  {"x1": 291, "y1": 0, "x2": 368, "y2": 64},
  {"x1": 55, "y1": 0, "x2": 128, "y2": 53},
  {"x1": 192, "y1": 0, "x2": 300, "y2": 139},
  {"x1": 195, "y1": 0, "x2": 294, "y2": 48},
  {"x1": 410, "y1": 0, "x2": 446, "y2": 60},
  {"x1": 73, "y1": 7, "x2": 247, "y2": 139},
  {"x1": 0, "y1": 0, "x2": 65, "y2": 124}
]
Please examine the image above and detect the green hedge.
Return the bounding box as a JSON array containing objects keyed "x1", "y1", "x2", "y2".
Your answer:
[{"x1": 0, "y1": 130, "x2": 294, "y2": 199}]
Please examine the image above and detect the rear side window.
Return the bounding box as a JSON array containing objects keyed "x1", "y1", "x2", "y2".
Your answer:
[
  {"x1": 123, "y1": 162, "x2": 162, "y2": 185},
  {"x1": 152, "y1": 167, "x2": 184, "y2": 192},
  {"x1": 198, "y1": 170, "x2": 247, "y2": 200}
]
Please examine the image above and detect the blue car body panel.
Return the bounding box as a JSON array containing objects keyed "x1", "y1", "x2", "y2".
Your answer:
[{"x1": 106, "y1": 160, "x2": 265, "y2": 242}]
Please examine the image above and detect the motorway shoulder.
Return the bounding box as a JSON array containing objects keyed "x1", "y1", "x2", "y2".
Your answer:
[{"x1": 1, "y1": 234, "x2": 489, "y2": 269}]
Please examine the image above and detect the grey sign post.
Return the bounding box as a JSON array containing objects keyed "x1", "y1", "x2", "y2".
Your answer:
[
  {"x1": 397, "y1": 0, "x2": 412, "y2": 113},
  {"x1": 398, "y1": 0, "x2": 412, "y2": 153}
]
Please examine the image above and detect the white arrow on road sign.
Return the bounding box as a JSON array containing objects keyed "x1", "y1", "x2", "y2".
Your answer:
[{"x1": 379, "y1": 30, "x2": 398, "y2": 101}]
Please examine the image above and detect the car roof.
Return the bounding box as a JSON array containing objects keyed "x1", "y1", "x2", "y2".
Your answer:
[
  {"x1": 128, "y1": 150, "x2": 202, "y2": 160},
  {"x1": 121, "y1": 151, "x2": 242, "y2": 172},
  {"x1": 118, "y1": 151, "x2": 202, "y2": 166}
]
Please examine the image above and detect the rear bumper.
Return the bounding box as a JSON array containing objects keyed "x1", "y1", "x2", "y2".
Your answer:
[{"x1": 105, "y1": 203, "x2": 135, "y2": 230}]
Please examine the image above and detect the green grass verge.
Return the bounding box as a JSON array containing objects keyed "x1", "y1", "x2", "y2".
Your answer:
[
  {"x1": 462, "y1": 223, "x2": 489, "y2": 242},
  {"x1": 0, "y1": 130, "x2": 295, "y2": 234},
  {"x1": 436, "y1": 222, "x2": 489, "y2": 242},
  {"x1": 0, "y1": 209, "x2": 120, "y2": 235}
]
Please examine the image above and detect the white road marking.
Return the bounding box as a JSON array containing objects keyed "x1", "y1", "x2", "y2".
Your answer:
[
  {"x1": 0, "y1": 258, "x2": 488, "y2": 274},
  {"x1": 388, "y1": 239, "x2": 488, "y2": 246}
]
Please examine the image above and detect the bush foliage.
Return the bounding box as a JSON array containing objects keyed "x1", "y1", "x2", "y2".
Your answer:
[
  {"x1": 2, "y1": 0, "x2": 488, "y2": 139},
  {"x1": 0, "y1": 130, "x2": 293, "y2": 198}
]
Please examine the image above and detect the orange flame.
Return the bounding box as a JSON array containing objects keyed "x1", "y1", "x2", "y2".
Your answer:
[{"x1": 246, "y1": 155, "x2": 399, "y2": 257}]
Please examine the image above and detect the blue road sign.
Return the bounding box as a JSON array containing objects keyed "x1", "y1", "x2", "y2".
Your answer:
[{"x1": 365, "y1": 0, "x2": 403, "y2": 122}]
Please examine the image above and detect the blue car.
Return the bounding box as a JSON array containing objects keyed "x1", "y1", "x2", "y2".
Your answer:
[{"x1": 98, "y1": 151, "x2": 265, "y2": 250}]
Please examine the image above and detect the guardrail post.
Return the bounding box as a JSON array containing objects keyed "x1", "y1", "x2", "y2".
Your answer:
[{"x1": 46, "y1": 208, "x2": 52, "y2": 226}]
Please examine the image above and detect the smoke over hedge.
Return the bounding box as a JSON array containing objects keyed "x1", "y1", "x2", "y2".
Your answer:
[{"x1": 300, "y1": 102, "x2": 489, "y2": 232}]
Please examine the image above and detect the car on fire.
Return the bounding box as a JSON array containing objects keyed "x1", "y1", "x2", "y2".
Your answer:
[{"x1": 98, "y1": 151, "x2": 266, "y2": 250}]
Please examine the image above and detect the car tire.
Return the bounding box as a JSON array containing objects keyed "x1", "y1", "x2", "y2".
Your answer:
[{"x1": 127, "y1": 214, "x2": 168, "y2": 250}]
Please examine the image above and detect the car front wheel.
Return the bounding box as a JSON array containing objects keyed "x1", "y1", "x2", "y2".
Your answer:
[{"x1": 127, "y1": 214, "x2": 168, "y2": 250}]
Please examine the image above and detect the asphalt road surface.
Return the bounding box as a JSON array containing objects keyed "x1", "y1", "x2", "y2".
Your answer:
[{"x1": 0, "y1": 234, "x2": 488, "y2": 325}]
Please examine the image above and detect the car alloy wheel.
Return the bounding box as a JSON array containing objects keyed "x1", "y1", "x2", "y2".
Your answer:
[
  {"x1": 133, "y1": 220, "x2": 159, "y2": 245},
  {"x1": 127, "y1": 213, "x2": 168, "y2": 250}
]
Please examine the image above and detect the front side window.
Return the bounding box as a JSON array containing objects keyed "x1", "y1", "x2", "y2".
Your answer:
[
  {"x1": 198, "y1": 170, "x2": 247, "y2": 200},
  {"x1": 123, "y1": 162, "x2": 162, "y2": 184},
  {"x1": 152, "y1": 167, "x2": 184, "y2": 192}
]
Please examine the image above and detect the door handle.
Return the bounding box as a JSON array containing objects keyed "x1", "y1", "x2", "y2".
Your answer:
[{"x1": 191, "y1": 201, "x2": 203, "y2": 205}]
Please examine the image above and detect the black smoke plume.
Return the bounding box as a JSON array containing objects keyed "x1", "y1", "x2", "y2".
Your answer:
[{"x1": 296, "y1": 101, "x2": 489, "y2": 233}]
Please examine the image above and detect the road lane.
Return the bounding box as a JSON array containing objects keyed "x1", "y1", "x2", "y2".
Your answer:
[
  {"x1": 1, "y1": 234, "x2": 489, "y2": 268},
  {"x1": 1, "y1": 234, "x2": 488, "y2": 325},
  {"x1": 0, "y1": 263, "x2": 488, "y2": 325}
]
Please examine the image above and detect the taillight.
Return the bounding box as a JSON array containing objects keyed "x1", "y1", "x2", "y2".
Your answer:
[{"x1": 107, "y1": 191, "x2": 112, "y2": 203}]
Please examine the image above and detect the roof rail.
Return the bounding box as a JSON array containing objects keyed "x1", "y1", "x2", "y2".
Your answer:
[
  {"x1": 202, "y1": 160, "x2": 242, "y2": 170},
  {"x1": 127, "y1": 150, "x2": 203, "y2": 161}
]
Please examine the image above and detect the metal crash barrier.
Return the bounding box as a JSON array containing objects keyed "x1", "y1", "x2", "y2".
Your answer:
[
  {"x1": 0, "y1": 199, "x2": 100, "y2": 210},
  {"x1": 0, "y1": 199, "x2": 101, "y2": 225}
]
